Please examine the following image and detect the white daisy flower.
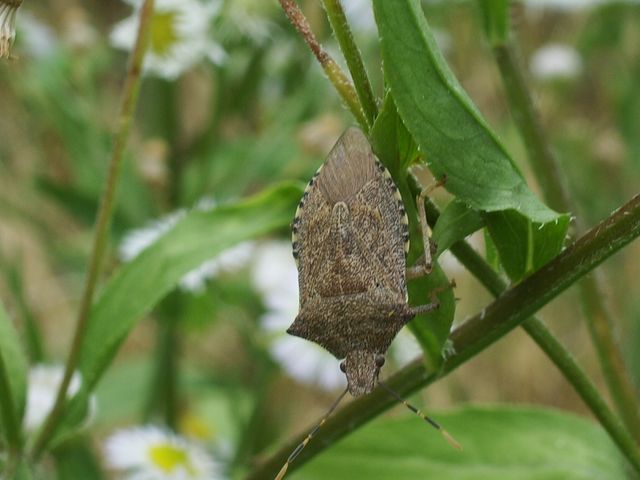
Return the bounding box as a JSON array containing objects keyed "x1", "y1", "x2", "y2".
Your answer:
[
  {"x1": 0, "y1": 0, "x2": 21, "y2": 59},
  {"x1": 119, "y1": 210, "x2": 185, "y2": 263},
  {"x1": 24, "y1": 364, "x2": 85, "y2": 432},
  {"x1": 179, "y1": 242, "x2": 255, "y2": 292},
  {"x1": 268, "y1": 335, "x2": 347, "y2": 391},
  {"x1": 110, "y1": 0, "x2": 226, "y2": 80},
  {"x1": 252, "y1": 241, "x2": 346, "y2": 391},
  {"x1": 119, "y1": 204, "x2": 255, "y2": 293},
  {"x1": 530, "y1": 43, "x2": 583, "y2": 81},
  {"x1": 104, "y1": 426, "x2": 221, "y2": 480},
  {"x1": 251, "y1": 241, "x2": 298, "y2": 312}
]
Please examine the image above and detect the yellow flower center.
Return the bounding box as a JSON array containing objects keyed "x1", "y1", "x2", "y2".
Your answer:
[
  {"x1": 150, "y1": 12, "x2": 179, "y2": 57},
  {"x1": 148, "y1": 443, "x2": 196, "y2": 475}
]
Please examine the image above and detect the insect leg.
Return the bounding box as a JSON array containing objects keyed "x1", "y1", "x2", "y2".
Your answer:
[
  {"x1": 406, "y1": 176, "x2": 447, "y2": 280},
  {"x1": 409, "y1": 279, "x2": 456, "y2": 318}
]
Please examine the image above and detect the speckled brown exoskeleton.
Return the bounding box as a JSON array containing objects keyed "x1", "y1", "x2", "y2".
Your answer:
[
  {"x1": 288, "y1": 127, "x2": 442, "y2": 396},
  {"x1": 275, "y1": 127, "x2": 459, "y2": 480}
]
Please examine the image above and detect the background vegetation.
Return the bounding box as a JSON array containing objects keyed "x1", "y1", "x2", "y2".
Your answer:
[{"x1": 0, "y1": 0, "x2": 639, "y2": 479}]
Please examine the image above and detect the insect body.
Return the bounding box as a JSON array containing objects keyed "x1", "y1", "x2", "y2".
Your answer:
[
  {"x1": 275, "y1": 128, "x2": 459, "y2": 480},
  {"x1": 288, "y1": 127, "x2": 432, "y2": 397}
]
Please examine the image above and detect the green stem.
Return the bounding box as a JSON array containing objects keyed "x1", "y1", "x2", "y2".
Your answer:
[
  {"x1": 141, "y1": 294, "x2": 181, "y2": 429},
  {"x1": 0, "y1": 342, "x2": 22, "y2": 463},
  {"x1": 247, "y1": 193, "x2": 640, "y2": 479},
  {"x1": 231, "y1": 353, "x2": 277, "y2": 471},
  {"x1": 8, "y1": 262, "x2": 44, "y2": 363},
  {"x1": 155, "y1": 313, "x2": 180, "y2": 428},
  {"x1": 422, "y1": 199, "x2": 640, "y2": 469},
  {"x1": 492, "y1": 42, "x2": 640, "y2": 441},
  {"x1": 29, "y1": 0, "x2": 155, "y2": 459},
  {"x1": 577, "y1": 273, "x2": 640, "y2": 440},
  {"x1": 321, "y1": 0, "x2": 378, "y2": 127},
  {"x1": 139, "y1": 79, "x2": 183, "y2": 428},
  {"x1": 278, "y1": 0, "x2": 369, "y2": 130},
  {"x1": 520, "y1": 320, "x2": 638, "y2": 467},
  {"x1": 193, "y1": 68, "x2": 226, "y2": 193},
  {"x1": 159, "y1": 83, "x2": 182, "y2": 429}
]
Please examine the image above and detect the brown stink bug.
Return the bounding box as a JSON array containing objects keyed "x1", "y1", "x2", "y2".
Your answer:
[
  {"x1": 276, "y1": 127, "x2": 459, "y2": 480},
  {"x1": 288, "y1": 126, "x2": 441, "y2": 397}
]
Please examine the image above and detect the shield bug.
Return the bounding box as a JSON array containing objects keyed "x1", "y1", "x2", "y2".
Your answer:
[
  {"x1": 276, "y1": 128, "x2": 459, "y2": 479},
  {"x1": 289, "y1": 126, "x2": 441, "y2": 397}
]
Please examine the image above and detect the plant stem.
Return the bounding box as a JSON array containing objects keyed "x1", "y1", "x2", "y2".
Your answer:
[
  {"x1": 29, "y1": 0, "x2": 155, "y2": 459},
  {"x1": 247, "y1": 193, "x2": 640, "y2": 479},
  {"x1": 493, "y1": 42, "x2": 640, "y2": 441},
  {"x1": 421, "y1": 199, "x2": 640, "y2": 471},
  {"x1": 421, "y1": 187, "x2": 635, "y2": 448},
  {"x1": 0, "y1": 340, "x2": 22, "y2": 465},
  {"x1": 321, "y1": 0, "x2": 378, "y2": 127},
  {"x1": 4, "y1": 259, "x2": 44, "y2": 362},
  {"x1": 577, "y1": 272, "x2": 640, "y2": 439},
  {"x1": 520, "y1": 319, "x2": 637, "y2": 458},
  {"x1": 156, "y1": 313, "x2": 180, "y2": 429},
  {"x1": 152, "y1": 81, "x2": 182, "y2": 429},
  {"x1": 278, "y1": 0, "x2": 369, "y2": 130}
]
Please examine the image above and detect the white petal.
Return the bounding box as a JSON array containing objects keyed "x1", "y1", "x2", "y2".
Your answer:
[
  {"x1": 109, "y1": 0, "x2": 221, "y2": 80},
  {"x1": 24, "y1": 365, "x2": 89, "y2": 432},
  {"x1": 530, "y1": 43, "x2": 582, "y2": 80},
  {"x1": 206, "y1": 41, "x2": 227, "y2": 65},
  {"x1": 103, "y1": 425, "x2": 221, "y2": 479},
  {"x1": 270, "y1": 337, "x2": 344, "y2": 390},
  {"x1": 119, "y1": 210, "x2": 185, "y2": 261},
  {"x1": 389, "y1": 330, "x2": 422, "y2": 367},
  {"x1": 109, "y1": 15, "x2": 139, "y2": 51},
  {"x1": 251, "y1": 241, "x2": 298, "y2": 298}
]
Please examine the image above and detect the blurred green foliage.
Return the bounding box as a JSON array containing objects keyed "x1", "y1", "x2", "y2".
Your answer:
[{"x1": 0, "y1": 1, "x2": 639, "y2": 479}]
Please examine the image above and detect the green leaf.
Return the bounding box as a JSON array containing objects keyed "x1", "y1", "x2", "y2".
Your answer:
[
  {"x1": 51, "y1": 184, "x2": 303, "y2": 444},
  {"x1": 0, "y1": 302, "x2": 28, "y2": 442},
  {"x1": 485, "y1": 210, "x2": 571, "y2": 281},
  {"x1": 477, "y1": 0, "x2": 510, "y2": 46},
  {"x1": 293, "y1": 406, "x2": 629, "y2": 480},
  {"x1": 94, "y1": 358, "x2": 152, "y2": 425},
  {"x1": 374, "y1": 0, "x2": 548, "y2": 218},
  {"x1": 406, "y1": 262, "x2": 455, "y2": 370},
  {"x1": 373, "y1": 0, "x2": 570, "y2": 279},
  {"x1": 484, "y1": 228, "x2": 501, "y2": 272},
  {"x1": 370, "y1": 92, "x2": 419, "y2": 172},
  {"x1": 78, "y1": 183, "x2": 303, "y2": 392},
  {"x1": 432, "y1": 200, "x2": 485, "y2": 259},
  {"x1": 370, "y1": 119, "x2": 455, "y2": 371},
  {"x1": 54, "y1": 439, "x2": 106, "y2": 480}
]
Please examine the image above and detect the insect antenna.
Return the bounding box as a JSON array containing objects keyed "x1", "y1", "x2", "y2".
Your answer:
[
  {"x1": 275, "y1": 387, "x2": 349, "y2": 480},
  {"x1": 378, "y1": 380, "x2": 462, "y2": 450}
]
